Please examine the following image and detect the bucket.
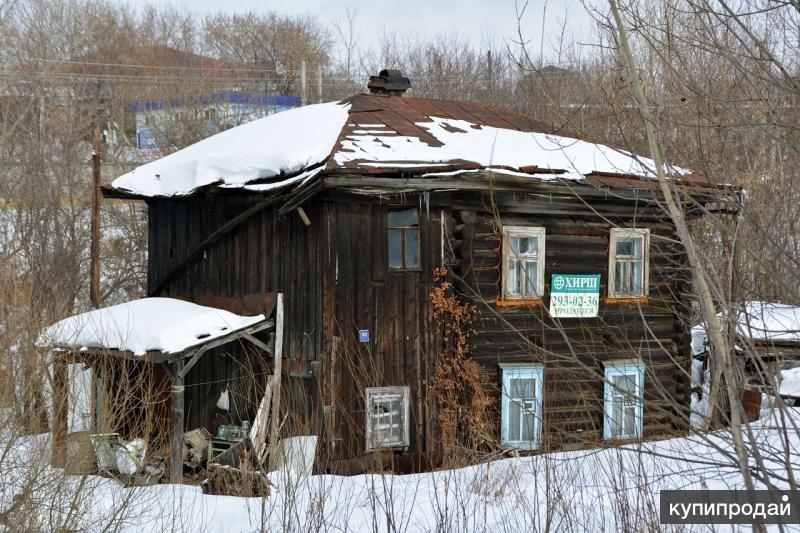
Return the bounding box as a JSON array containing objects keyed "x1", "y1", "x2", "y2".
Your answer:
[{"x1": 65, "y1": 431, "x2": 96, "y2": 475}]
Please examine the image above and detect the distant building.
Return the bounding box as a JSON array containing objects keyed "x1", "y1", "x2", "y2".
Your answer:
[{"x1": 131, "y1": 92, "x2": 301, "y2": 152}]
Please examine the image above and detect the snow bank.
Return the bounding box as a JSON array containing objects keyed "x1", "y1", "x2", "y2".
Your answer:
[
  {"x1": 39, "y1": 298, "x2": 264, "y2": 356},
  {"x1": 5, "y1": 410, "x2": 800, "y2": 532},
  {"x1": 111, "y1": 102, "x2": 350, "y2": 197},
  {"x1": 335, "y1": 116, "x2": 688, "y2": 178}
]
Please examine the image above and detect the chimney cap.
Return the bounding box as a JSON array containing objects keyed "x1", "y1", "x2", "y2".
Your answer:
[{"x1": 368, "y1": 69, "x2": 411, "y2": 95}]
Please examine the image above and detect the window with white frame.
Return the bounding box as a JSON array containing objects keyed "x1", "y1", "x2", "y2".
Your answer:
[
  {"x1": 603, "y1": 361, "x2": 644, "y2": 440},
  {"x1": 501, "y1": 366, "x2": 543, "y2": 450},
  {"x1": 502, "y1": 226, "x2": 545, "y2": 300},
  {"x1": 365, "y1": 386, "x2": 410, "y2": 451},
  {"x1": 608, "y1": 228, "x2": 650, "y2": 298}
]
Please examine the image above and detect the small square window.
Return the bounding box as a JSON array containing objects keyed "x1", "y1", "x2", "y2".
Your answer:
[
  {"x1": 388, "y1": 208, "x2": 421, "y2": 270},
  {"x1": 502, "y1": 226, "x2": 545, "y2": 300},
  {"x1": 365, "y1": 386, "x2": 410, "y2": 450},
  {"x1": 500, "y1": 366, "x2": 543, "y2": 450},
  {"x1": 608, "y1": 228, "x2": 650, "y2": 298},
  {"x1": 603, "y1": 361, "x2": 644, "y2": 440}
]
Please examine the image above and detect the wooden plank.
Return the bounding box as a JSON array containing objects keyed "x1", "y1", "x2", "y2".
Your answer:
[
  {"x1": 268, "y1": 293, "x2": 284, "y2": 469},
  {"x1": 50, "y1": 357, "x2": 68, "y2": 468},
  {"x1": 169, "y1": 359, "x2": 185, "y2": 484}
]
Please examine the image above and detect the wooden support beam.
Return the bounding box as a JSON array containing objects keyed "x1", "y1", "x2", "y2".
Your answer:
[
  {"x1": 242, "y1": 332, "x2": 273, "y2": 354},
  {"x1": 169, "y1": 360, "x2": 185, "y2": 484},
  {"x1": 177, "y1": 346, "x2": 209, "y2": 380},
  {"x1": 267, "y1": 293, "x2": 284, "y2": 469},
  {"x1": 51, "y1": 357, "x2": 68, "y2": 468}
]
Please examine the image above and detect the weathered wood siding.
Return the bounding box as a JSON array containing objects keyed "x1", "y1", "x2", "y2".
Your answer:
[
  {"x1": 451, "y1": 193, "x2": 692, "y2": 450},
  {"x1": 319, "y1": 197, "x2": 443, "y2": 462},
  {"x1": 147, "y1": 195, "x2": 324, "y2": 435}
]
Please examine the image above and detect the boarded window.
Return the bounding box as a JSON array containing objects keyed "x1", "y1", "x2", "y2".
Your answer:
[
  {"x1": 365, "y1": 386, "x2": 410, "y2": 450},
  {"x1": 501, "y1": 226, "x2": 545, "y2": 300},
  {"x1": 500, "y1": 366, "x2": 543, "y2": 450},
  {"x1": 603, "y1": 361, "x2": 644, "y2": 440},
  {"x1": 608, "y1": 228, "x2": 650, "y2": 298},
  {"x1": 388, "y1": 208, "x2": 421, "y2": 270}
]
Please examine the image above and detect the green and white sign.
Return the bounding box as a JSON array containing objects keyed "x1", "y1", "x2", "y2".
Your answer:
[{"x1": 549, "y1": 274, "x2": 601, "y2": 318}]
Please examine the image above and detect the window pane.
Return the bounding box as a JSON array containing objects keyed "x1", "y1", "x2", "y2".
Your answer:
[
  {"x1": 388, "y1": 230, "x2": 403, "y2": 268},
  {"x1": 524, "y1": 260, "x2": 538, "y2": 296},
  {"x1": 509, "y1": 236, "x2": 520, "y2": 254},
  {"x1": 507, "y1": 260, "x2": 520, "y2": 295},
  {"x1": 615, "y1": 261, "x2": 629, "y2": 293},
  {"x1": 616, "y1": 238, "x2": 634, "y2": 257},
  {"x1": 405, "y1": 229, "x2": 420, "y2": 268},
  {"x1": 508, "y1": 400, "x2": 521, "y2": 441},
  {"x1": 520, "y1": 236, "x2": 538, "y2": 258},
  {"x1": 631, "y1": 261, "x2": 642, "y2": 294},
  {"x1": 521, "y1": 401, "x2": 537, "y2": 441},
  {"x1": 388, "y1": 208, "x2": 418, "y2": 227},
  {"x1": 624, "y1": 405, "x2": 636, "y2": 436},
  {"x1": 510, "y1": 377, "x2": 534, "y2": 398}
]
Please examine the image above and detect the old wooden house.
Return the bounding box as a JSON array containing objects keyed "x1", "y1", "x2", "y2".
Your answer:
[{"x1": 50, "y1": 70, "x2": 739, "y2": 478}]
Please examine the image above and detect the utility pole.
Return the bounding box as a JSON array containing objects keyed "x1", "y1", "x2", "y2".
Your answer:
[
  {"x1": 90, "y1": 126, "x2": 101, "y2": 309},
  {"x1": 317, "y1": 65, "x2": 323, "y2": 104},
  {"x1": 300, "y1": 61, "x2": 307, "y2": 105}
]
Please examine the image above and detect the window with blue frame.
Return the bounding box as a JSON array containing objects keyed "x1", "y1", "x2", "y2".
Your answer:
[
  {"x1": 603, "y1": 361, "x2": 644, "y2": 440},
  {"x1": 501, "y1": 366, "x2": 543, "y2": 450}
]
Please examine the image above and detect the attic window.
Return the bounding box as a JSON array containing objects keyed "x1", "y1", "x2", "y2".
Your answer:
[
  {"x1": 502, "y1": 226, "x2": 546, "y2": 300},
  {"x1": 365, "y1": 386, "x2": 410, "y2": 451},
  {"x1": 388, "y1": 208, "x2": 421, "y2": 270},
  {"x1": 608, "y1": 228, "x2": 650, "y2": 298}
]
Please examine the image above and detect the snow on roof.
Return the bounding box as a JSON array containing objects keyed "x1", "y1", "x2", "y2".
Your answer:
[
  {"x1": 737, "y1": 301, "x2": 800, "y2": 343},
  {"x1": 334, "y1": 116, "x2": 679, "y2": 178},
  {"x1": 39, "y1": 298, "x2": 265, "y2": 356},
  {"x1": 109, "y1": 94, "x2": 705, "y2": 199},
  {"x1": 111, "y1": 102, "x2": 350, "y2": 197},
  {"x1": 691, "y1": 301, "x2": 800, "y2": 356},
  {"x1": 779, "y1": 366, "x2": 800, "y2": 397}
]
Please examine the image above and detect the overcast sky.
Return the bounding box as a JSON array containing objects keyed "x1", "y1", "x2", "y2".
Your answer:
[{"x1": 120, "y1": 0, "x2": 598, "y2": 56}]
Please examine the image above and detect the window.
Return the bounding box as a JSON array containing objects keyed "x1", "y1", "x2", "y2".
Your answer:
[
  {"x1": 501, "y1": 366, "x2": 543, "y2": 450},
  {"x1": 365, "y1": 386, "x2": 410, "y2": 450},
  {"x1": 502, "y1": 226, "x2": 545, "y2": 300},
  {"x1": 603, "y1": 361, "x2": 644, "y2": 440},
  {"x1": 608, "y1": 228, "x2": 650, "y2": 298},
  {"x1": 388, "y1": 208, "x2": 421, "y2": 270}
]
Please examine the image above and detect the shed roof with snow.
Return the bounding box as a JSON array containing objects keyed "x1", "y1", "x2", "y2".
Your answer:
[
  {"x1": 106, "y1": 93, "x2": 734, "y2": 200},
  {"x1": 691, "y1": 301, "x2": 800, "y2": 357},
  {"x1": 39, "y1": 297, "x2": 270, "y2": 361}
]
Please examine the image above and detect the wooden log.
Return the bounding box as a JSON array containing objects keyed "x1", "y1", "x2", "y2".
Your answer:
[
  {"x1": 51, "y1": 357, "x2": 68, "y2": 468},
  {"x1": 169, "y1": 360, "x2": 185, "y2": 484}
]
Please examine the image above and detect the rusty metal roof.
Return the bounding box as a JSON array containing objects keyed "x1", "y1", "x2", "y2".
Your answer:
[{"x1": 325, "y1": 93, "x2": 731, "y2": 194}]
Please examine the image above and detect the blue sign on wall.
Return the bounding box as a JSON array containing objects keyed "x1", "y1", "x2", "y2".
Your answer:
[{"x1": 358, "y1": 329, "x2": 370, "y2": 343}]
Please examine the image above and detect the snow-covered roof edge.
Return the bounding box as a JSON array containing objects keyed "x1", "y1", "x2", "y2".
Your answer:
[{"x1": 38, "y1": 297, "x2": 269, "y2": 359}]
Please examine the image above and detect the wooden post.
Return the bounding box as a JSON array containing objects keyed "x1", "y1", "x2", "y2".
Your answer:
[
  {"x1": 51, "y1": 356, "x2": 68, "y2": 467},
  {"x1": 169, "y1": 360, "x2": 185, "y2": 484},
  {"x1": 268, "y1": 293, "x2": 284, "y2": 469},
  {"x1": 90, "y1": 126, "x2": 101, "y2": 309}
]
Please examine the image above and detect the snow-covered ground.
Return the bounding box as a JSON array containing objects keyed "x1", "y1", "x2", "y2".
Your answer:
[{"x1": 2, "y1": 409, "x2": 800, "y2": 532}]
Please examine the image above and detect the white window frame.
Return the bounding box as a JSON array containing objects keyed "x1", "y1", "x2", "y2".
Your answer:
[
  {"x1": 608, "y1": 228, "x2": 650, "y2": 298},
  {"x1": 365, "y1": 386, "x2": 410, "y2": 451},
  {"x1": 603, "y1": 360, "x2": 645, "y2": 440},
  {"x1": 501, "y1": 226, "x2": 546, "y2": 300},
  {"x1": 500, "y1": 365, "x2": 544, "y2": 450}
]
